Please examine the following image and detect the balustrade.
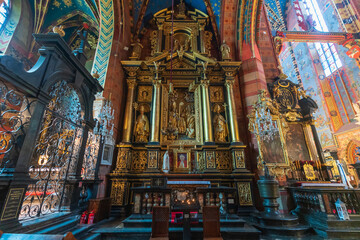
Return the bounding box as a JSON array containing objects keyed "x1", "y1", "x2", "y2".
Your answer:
[{"x1": 290, "y1": 188, "x2": 360, "y2": 216}]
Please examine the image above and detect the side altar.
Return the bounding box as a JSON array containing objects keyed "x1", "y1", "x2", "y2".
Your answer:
[{"x1": 109, "y1": 5, "x2": 255, "y2": 216}]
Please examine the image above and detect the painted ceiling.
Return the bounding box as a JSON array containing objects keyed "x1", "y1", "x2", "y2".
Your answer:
[
  {"x1": 132, "y1": 0, "x2": 220, "y2": 34},
  {"x1": 30, "y1": 0, "x2": 98, "y2": 29},
  {"x1": 264, "y1": 0, "x2": 289, "y2": 31}
]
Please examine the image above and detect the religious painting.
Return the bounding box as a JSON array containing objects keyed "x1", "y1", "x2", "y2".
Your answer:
[
  {"x1": 173, "y1": 148, "x2": 190, "y2": 172},
  {"x1": 210, "y1": 86, "x2": 224, "y2": 103},
  {"x1": 303, "y1": 163, "x2": 316, "y2": 181},
  {"x1": 260, "y1": 123, "x2": 286, "y2": 164},
  {"x1": 285, "y1": 124, "x2": 311, "y2": 162},
  {"x1": 137, "y1": 86, "x2": 152, "y2": 102}
]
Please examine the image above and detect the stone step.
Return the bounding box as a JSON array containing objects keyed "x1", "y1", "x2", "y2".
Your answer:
[
  {"x1": 94, "y1": 225, "x2": 261, "y2": 240},
  {"x1": 251, "y1": 213, "x2": 300, "y2": 227},
  {"x1": 20, "y1": 213, "x2": 74, "y2": 234},
  {"x1": 327, "y1": 219, "x2": 360, "y2": 229},
  {"x1": 325, "y1": 229, "x2": 360, "y2": 239},
  {"x1": 123, "y1": 213, "x2": 246, "y2": 228},
  {"x1": 251, "y1": 222, "x2": 312, "y2": 237},
  {"x1": 34, "y1": 218, "x2": 79, "y2": 234}
]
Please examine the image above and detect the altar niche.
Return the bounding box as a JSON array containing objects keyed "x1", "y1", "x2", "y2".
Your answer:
[{"x1": 109, "y1": 3, "x2": 254, "y2": 216}]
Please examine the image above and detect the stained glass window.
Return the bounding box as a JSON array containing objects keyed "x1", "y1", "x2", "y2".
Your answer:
[
  {"x1": 303, "y1": 0, "x2": 342, "y2": 77},
  {"x1": 0, "y1": 0, "x2": 9, "y2": 33}
]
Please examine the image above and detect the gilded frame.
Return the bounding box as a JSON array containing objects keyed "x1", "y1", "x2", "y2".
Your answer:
[
  {"x1": 173, "y1": 148, "x2": 191, "y2": 172},
  {"x1": 160, "y1": 85, "x2": 203, "y2": 145},
  {"x1": 256, "y1": 115, "x2": 290, "y2": 168}
]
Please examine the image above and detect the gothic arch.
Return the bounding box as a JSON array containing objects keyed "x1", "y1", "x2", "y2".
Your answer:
[{"x1": 345, "y1": 139, "x2": 360, "y2": 164}]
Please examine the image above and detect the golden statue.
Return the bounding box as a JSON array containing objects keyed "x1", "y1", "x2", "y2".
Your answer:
[
  {"x1": 213, "y1": 104, "x2": 228, "y2": 142},
  {"x1": 185, "y1": 105, "x2": 195, "y2": 138},
  {"x1": 131, "y1": 39, "x2": 143, "y2": 60},
  {"x1": 134, "y1": 104, "x2": 149, "y2": 142},
  {"x1": 178, "y1": 102, "x2": 187, "y2": 134}
]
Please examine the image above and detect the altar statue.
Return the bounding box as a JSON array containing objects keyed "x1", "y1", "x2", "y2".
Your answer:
[
  {"x1": 134, "y1": 105, "x2": 149, "y2": 142},
  {"x1": 162, "y1": 149, "x2": 170, "y2": 173},
  {"x1": 178, "y1": 102, "x2": 186, "y2": 134},
  {"x1": 213, "y1": 104, "x2": 228, "y2": 142},
  {"x1": 220, "y1": 40, "x2": 230, "y2": 60},
  {"x1": 131, "y1": 39, "x2": 143, "y2": 59},
  {"x1": 185, "y1": 105, "x2": 195, "y2": 138}
]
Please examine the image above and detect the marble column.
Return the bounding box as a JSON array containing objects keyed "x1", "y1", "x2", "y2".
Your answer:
[
  {"x1": 200, "y1": 79, "x2": 214, "y2": 143},
  {"x1": 122, "y1": 77, "x2": 137, "y2": 143}
]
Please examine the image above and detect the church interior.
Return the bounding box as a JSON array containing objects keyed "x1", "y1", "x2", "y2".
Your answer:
[{"x1": 2, "y1": 0, "x2": 360, "y2": 239}]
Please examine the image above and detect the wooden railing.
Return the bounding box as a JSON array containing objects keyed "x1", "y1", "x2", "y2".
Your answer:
[{"x1": 289, "y1": 187, "x2": 360, "y2": 216}]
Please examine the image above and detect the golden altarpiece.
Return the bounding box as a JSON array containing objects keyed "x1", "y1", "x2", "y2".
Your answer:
[{"x1": 109, "y1": 5, "x2": 254, "y2": 215}]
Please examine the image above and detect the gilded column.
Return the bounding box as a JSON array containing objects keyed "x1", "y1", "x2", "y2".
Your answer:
[
  {"x1": 198, "y1": 20, "x2": 206, "y2": 54},
  {"x1": 225, "y1": 78, "x2": 241, "y2": 143},
  {"x1": 122, "y1": 69, "x2": 138, "y2": 143},
  {"x1": 200, "y1": 78, "x2": 214, "y2": 143},
  {"x1": 150, "y1": 78, "x2": 161, "y2": 143}
]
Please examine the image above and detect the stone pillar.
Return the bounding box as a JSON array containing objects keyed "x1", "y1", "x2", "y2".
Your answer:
[
  {"x1": 122, "y1": 68, "x2": 138, "y2": 143},
  {"x1": 200, "y1": 79, "x2": 214, "y2": 143},
  {"x1": 150, "y1": 78, "x2": 161, "y2": 144}
]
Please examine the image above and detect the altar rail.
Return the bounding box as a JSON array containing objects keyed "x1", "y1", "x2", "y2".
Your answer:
[
  {"x1": 289, "y1": 187, "x2": 360, "y2": 215},
  {"x1": 131, "y1": 187, "x2": 237, "y2": 215}
]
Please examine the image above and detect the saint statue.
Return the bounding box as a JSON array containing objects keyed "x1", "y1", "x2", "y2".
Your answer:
[
  {"x1": 178, "y1": 102, "x2": 186, "y2": 134},
  {"x1": 185, "y1": 105, "x2": 195, "y2": 138},
  {"x1": 162, "y1": 149, "x2": 170, "y2": 173},
  {"x1": 213, "y1": 104, "x2": 228, "y2": 142},
  {"x1": 220, "y1": 40, "x2": 231, "y2": 60},
  {"x1": 131, "y1": 39, "x2": 143, "y2": 59},
  {"x1": 134, "y1": 105, "x2": 149, "y2": 142}
]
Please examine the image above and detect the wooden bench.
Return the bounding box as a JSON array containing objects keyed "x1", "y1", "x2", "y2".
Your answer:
[
  {"x1": 203, "y1": 206, "x2": 223, "y2": 240},
  {"x1": 0, "y1": 231, "x2": 76, "y2": 240},
  {"x1": 150, "y1": 206, "x2": 170, "y2": 240}
]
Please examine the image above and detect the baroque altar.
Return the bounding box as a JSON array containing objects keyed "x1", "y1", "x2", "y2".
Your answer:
[{"x1": 109, "y1": 4, "x2": 254, "y2": 215}]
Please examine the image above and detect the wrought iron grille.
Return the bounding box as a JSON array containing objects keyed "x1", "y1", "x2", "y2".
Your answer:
[
  {"x1": 0, "y1": 80, "x2": 34, "y2": 175},
  {"x1": 19, "y1": 81, "x2": 84, "y2": 219},
  {"x1": 82, "y1": 130, "x2": 100, "y2": 180}
]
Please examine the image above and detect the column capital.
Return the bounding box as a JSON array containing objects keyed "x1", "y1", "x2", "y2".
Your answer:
[
  {"x1": 124, "y1": 66, "x2": 140, "y2": 77},
  {"x1": 225, "y1": 79, "x2": 235, "y2": 88},
  {"x1": 152, "y1": 79, "x2": 162, "y2": 87},
  {"x1": 200, "y1": 79, "x2": 210, "y2": 87},
  {"x1": 127, "y1": 78, "x2": 137, "y2": 89}
]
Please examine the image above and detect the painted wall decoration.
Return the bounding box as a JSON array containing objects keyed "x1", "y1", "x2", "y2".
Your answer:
[
  {"x1": 285, "y1": 124, "x2": 311, "y2": 162},
  {"x1": 91, "y1": 0, "x2": 114, "y2": 86}
]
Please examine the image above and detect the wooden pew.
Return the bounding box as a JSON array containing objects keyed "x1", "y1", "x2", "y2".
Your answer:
[
  {"x1": 150, "y1": 206, "x2": 170, "y2": 240},
  {"x1": 203, "y1": 206, "x2": 223, "y2": 240},
  {"x1": 0, "y1": 231, "x2": 76, "y2": 240}
]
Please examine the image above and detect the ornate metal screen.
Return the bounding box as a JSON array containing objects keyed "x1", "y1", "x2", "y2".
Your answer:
[
  {"x1": 0, "y1": 80, "x2": 34, "y2": 175},
  {"x1": 82, "y1": 130, "x2": 100, "y2": 180},
  {"x1": 19, "y1": 81, "x2": 85, "y2": 219}
]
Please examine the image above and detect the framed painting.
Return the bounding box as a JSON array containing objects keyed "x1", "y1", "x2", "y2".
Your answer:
[
  {"x1": 257, "y1": 118, "x2": 289, "y2": 167},
  {"x1": 173, "y1": 148, "x2": 191, "y2": 172},
  {"x1": 285, "y1": 124, "x2": 311, "y2": 162}
]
